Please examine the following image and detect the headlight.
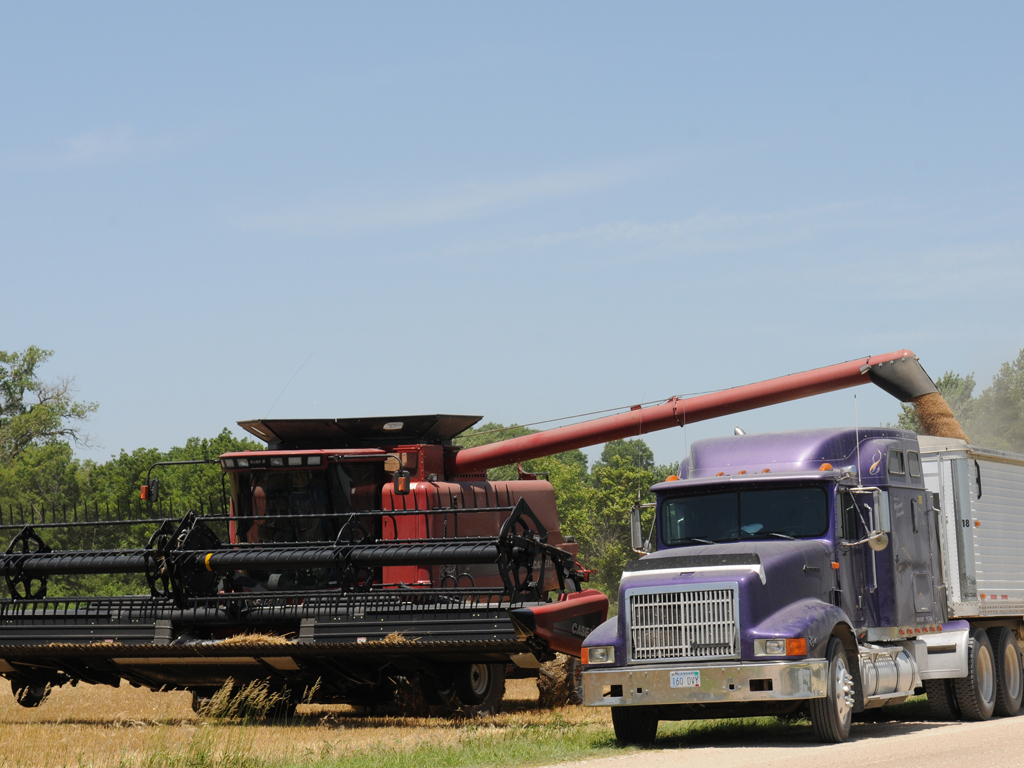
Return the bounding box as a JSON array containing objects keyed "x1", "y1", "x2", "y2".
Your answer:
[
  {"x1": 236, "y1": 458, "x2": 249, "y2": 468},
  {"x1": 221, "y1": 458, "x2": 235, "y2": 469},
  {"x1": 583, "y1": 646, "x2": 615, "y2": 665},
  {"x1": 755, "y1": 638, "x2": 808, "y2": 656}
]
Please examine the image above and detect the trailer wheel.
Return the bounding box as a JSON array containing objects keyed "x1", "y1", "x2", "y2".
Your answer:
[
  {"x1": 954, "y1": 628, "x2": 996, "y2": 720},
  {"x1": 987, "y1": 626, "x2": 1023, "y2": 717},
  {"x1": 923, "y1": 679, "x2": 960, "y2": 720},
  {"x1": 809, "y1": 637, "x2": 854, "y2": 742},
  {"x1": 453, "y1": 662, "x2": 505, "y2": 716},
  {"x1": 11, "y1": 681, "x2": 48, "y2": 708},
  {"x1": 611, "y1": 706, "x2": 658, "y2": 745}
]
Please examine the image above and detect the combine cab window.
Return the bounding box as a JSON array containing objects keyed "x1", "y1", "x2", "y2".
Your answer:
[
  {"x1": 230, "y1": 463, "x2": 381, "y2": 545},
  {"x1": 661, "y1": 486, "x2": 828, "y2": 546},
  {"x1": 229, "y1": 462, "x2": 383, "y2": 590}
]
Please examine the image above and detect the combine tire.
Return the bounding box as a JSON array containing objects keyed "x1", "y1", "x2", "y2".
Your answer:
[
  {"x1": 611, "y1": 706, "x2": 658, "y2": 745},
  {"x1": 923, "y1": 679, "x2": 960, "y2": 720},
  {"x1": 954, "y1": 628, "x2": 996, "y2": 720},
  {"x1": 538, "y1": 654, "x2": 584, "y2": 707},
  {"x1": 987, "y1": 626, "x2": 1023, "y2": 717},
  {"x1": 809, "y1": 637, "x2": 854, "y2": 742},
  {"x1": 12, "y1": 681, "x2": 48, "y2": 708},
  {"x1": 453, "y1": 662, "x2": 505, "y2": 716},
  {"x1": 419, "y1": 677, "x2": 457, "y2": 708}
]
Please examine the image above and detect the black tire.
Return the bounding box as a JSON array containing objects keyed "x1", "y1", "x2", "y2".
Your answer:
[
  {"x1": 611, "y1": 706, "x2": 658, "y2": 745},
  {"x1": 419, "y1": 677, "x2": 457, "y2": 708},
  {"x1": 987, "y1": 626, "x2": 1023, "y2": 717},
  {"x1": 11, "y1": 681, "x2": 48, "y2": 708},
  {"x1": 809, "y1": 637, "x2": 854, "y2": 743},
  {"x1": 537, "y1": 654, "x2": 584, "y2": 707},
  {"x1": 923, "y1": 679, "x2": 960, "y2": 720},
  {"x1": 954, "y1": 628, "x2": 996, "y2": 720},
  {"x1": 452, "y1": 662, "x2": 505, "y2": 716}
]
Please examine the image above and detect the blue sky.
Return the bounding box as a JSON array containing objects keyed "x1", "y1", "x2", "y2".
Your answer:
[{"x1": 2, "y1": 4, "x2": 1022, "y2": 468}]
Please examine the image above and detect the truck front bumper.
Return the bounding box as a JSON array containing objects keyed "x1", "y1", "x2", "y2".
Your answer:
[{"x1": 582, "y1": 659, "x2": 828, "y2": 707}]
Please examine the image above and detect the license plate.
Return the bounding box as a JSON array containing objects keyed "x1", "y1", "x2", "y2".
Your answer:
[{"x1": 669, "y1": 670, "x2": 700, "y2": 688}]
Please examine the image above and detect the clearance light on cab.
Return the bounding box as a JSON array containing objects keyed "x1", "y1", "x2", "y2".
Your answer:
[
  {"x1": 582, "y1": 646, "x2": 615, "y2": 665},
  {"x1": 755, "y1": 638, "x2": 808, "y2": 657}
]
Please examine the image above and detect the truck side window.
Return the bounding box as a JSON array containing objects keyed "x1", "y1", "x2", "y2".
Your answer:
[
  {"x1": 888, "y1": 450, "x2": 905, "y2": 475},
  {"x1": 907, "y1": 451, "x2": 921, "y2": 477},
  {"x1": 839, "y1": 492, "x2": 859, "y2": 541}
]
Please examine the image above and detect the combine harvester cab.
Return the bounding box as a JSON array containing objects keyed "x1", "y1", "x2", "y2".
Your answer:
[{"x1": 0, "y1": 415, "x2": 606, "y2": 714}]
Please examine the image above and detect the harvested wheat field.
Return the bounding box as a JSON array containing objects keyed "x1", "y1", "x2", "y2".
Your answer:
[{"x1": 0, "y1": 678, "x2": 615, "y2": 768}]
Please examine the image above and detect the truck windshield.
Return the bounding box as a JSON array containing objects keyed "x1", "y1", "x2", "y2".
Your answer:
[{"x1": 661, "y1": 486, "x2": 828, "y2": 546}]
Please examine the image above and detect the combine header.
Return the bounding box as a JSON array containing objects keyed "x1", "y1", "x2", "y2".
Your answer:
[{"x1": 0, "y1": 350, "x2": 940, "y2": 714}]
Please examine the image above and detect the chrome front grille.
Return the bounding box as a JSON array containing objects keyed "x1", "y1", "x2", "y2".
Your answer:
[{"x1": 628, "y1": 585, "x2": 739, "y2": 662}]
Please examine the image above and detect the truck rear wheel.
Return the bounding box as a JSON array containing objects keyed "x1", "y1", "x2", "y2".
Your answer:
[
  {"x1": 809, "y1": 637, "x2": 854, "y2": 742},
  {"x1": 611, "y1": 706, "x2": 658, "y2": 745},
  {"x1": 954, "y1": 628, "x2": 996, "y2": 720},
  {"x1": 987, "y1": 626, "x2": 1023, "y2": 717}
]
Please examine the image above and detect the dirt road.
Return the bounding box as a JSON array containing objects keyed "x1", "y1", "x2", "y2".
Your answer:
[{"x1": 545, "y1": 715, "x2": 1024, "y2": 768}]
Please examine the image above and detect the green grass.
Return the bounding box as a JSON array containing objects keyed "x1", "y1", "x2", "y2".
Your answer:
[{"x1": 114, "y1": 698, "x2": 933, "y2": 768}]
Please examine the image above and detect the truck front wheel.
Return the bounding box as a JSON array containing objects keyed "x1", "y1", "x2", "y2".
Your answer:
[
  {"x1": 611, "y1": 706, "x2": 658, "y2": 745},
  {"x1": 987, "y1": 626, "x2": 1023, "y2": 717},
  {"x1": 809, "y1": 637, "x2": 854, "y2": 742},
  {"x1": 954, "y1": 628, "x2": 996, "y2": 720}
]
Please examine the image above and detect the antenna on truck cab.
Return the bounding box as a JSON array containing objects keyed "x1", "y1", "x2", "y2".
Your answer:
[{"x1": 855, "y1": 394, "x2": 862, "y2": 487}]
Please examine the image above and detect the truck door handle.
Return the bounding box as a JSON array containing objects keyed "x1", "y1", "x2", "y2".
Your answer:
[{"x1": 975, "y1": 460, "x2": 983, "y2": 499}]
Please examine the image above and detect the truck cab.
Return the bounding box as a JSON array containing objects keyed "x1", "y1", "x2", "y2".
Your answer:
[{"x1": 582, "y1": 427, "x2": 991, "y2": 744}]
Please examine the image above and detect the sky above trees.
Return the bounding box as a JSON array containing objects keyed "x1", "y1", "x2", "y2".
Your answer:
[{"x1": 2, "y1": 4, "x2": 1022, "y2": 466}]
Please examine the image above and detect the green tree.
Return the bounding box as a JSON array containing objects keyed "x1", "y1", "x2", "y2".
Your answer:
[
  {"x1": 0, "y1": 347, "x2": 97, "y2": 465},
  {"x1": 970, "y1": 349, "x2": 1024, "y2": 452},
  {"x1": 585, "y1": 440, "x2": 677, "y2": 603}
]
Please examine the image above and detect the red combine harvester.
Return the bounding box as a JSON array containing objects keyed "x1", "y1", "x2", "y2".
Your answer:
[{"x1": 0, "y1": 350, "x2": 934, "y2": 714}]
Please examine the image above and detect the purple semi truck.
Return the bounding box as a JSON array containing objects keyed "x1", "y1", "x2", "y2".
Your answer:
[{"x1": 582, "y1": 418, "x2": 1024, "y2": 743}]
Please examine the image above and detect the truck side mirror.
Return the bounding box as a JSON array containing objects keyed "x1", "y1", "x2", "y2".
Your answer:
[
  {"x1": 393, "y1": 470, "x2": 411, "y2": 496},
  {"x1": 630, "y1": 504, "x2": 648, "y2": 553}
]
